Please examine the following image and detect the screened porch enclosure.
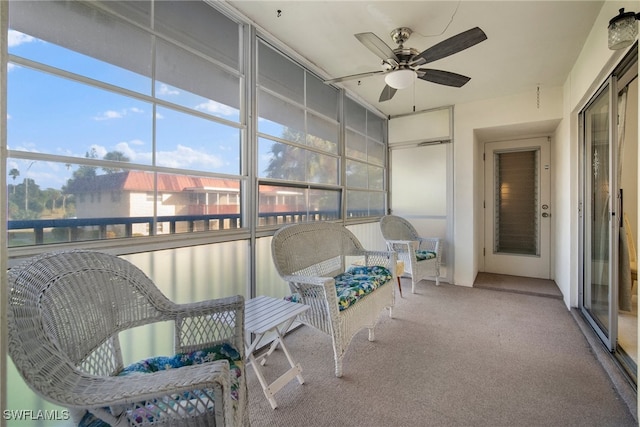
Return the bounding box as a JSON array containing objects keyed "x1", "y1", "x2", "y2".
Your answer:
[{"x1": 2, "y1": 1, "x2": 399, "y2": 423}]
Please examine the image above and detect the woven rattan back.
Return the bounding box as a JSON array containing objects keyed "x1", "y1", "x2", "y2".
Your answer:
[
  {"x1": 271, "y1": 222, "x2": 365, "y2": 277},
  {"x1": 380, "y1": 215, "x2": 419, "y2": 241},
  {"x1": 7, "y1": 250, "x2": 176, "y2": 382}
]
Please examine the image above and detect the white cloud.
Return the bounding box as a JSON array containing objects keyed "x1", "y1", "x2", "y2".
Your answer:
[
  {"x1": 156, "y1": 144, "x2": 225, "y2": 169},
  {"x1": 8, "y1": 30, "x2": 35, "y2": 47},
  {"x1": 92, "y1": 107, "x2": 144, "y2": 121},
  {"x1": 93, "y1": 110, "x2": 124, "y2": 121},
  {"x1": 158, "y1": 84, "x2": 179, "y2": 96},
  {"x1": 195, "y1": 100, "x2": 237, "y2": 117},
  {"x1": 114, "y1": 141, "x2": 138, "y2": 161}
]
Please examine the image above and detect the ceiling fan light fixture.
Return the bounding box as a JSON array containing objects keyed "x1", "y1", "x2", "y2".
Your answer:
[
  {"x1": 608, "y1": 8, "x2": 639, "y2": 50},
  {"x1": 384, "y1": 69, "x2": 416, "y2": 89}
]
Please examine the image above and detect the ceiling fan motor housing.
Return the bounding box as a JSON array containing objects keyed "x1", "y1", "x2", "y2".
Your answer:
[{"x1": 390, "y1": 27, "x2": 413, "y2": 46}]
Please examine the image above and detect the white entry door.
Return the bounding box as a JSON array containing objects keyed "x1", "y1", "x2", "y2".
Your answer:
[{"x1": 484, "y1": 137, "x2": 551, "y2": 279}]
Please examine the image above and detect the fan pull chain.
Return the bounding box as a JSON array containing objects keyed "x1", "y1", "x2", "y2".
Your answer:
[
  {"x1": 413, "y1": 81, "x2": 416, "y2": 112},
  {"x1": 537, "y1": 85, "x2": 540, "y2": 109}
]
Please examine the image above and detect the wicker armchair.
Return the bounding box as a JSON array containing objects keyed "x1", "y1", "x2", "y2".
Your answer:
[
  {"x1": 7, "y1": 249, "x2": 248, "y2": 427},
  {"x1": 380, "y1": 215, "x2": 443, "y2": 293},
  {"x1": 271, "y1": 222, "x2": 396, "y2": 377}
]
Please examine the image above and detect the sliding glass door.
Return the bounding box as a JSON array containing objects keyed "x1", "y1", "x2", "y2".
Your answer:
[
  {"x1": 581, "y1": 78, "x2": 615, "y2": 349},
  {"x1": 580, "y1": 45, "x2": 637, "y2": 382}
]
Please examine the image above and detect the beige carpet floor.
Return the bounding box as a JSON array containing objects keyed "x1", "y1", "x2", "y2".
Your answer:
[{"x1": 246, "y1": 277, "x2": 636, "y2": 427}]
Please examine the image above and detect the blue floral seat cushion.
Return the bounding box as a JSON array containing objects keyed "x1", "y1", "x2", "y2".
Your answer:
[
  {"x1": 78, "y1": 343, "x2": 242, "y2": 427},
  {"x1": 333, "y1": 265, "x2": 392, "y2": 311},
  {"x1": 416, "y1": 250, "x2": 436, "y2": 261}
]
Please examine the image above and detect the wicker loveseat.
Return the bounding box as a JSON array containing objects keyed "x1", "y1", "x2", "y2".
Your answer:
[
  {"x1": 271, "y1": 222, "x2": 396, "y2": 377},
  {"x1": 380, "y1": 215, "x2": 442, "y2": 293},
  {"x1": 7, "y1": 249, "x2": 248, "y2": 427}
]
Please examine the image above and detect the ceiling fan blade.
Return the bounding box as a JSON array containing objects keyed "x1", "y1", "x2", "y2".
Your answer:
[
  {"x1": 324, "y1": 70, "x2": 385, "y2": 84},
  {"x1": 378, "y1": 85, "x2": 397, "y2": 102},
  {"x1": 412, "y1": 27, "x2": 487, "y2": 65},
  {"x1": 355, "y1": 32, "x2": 399, "y2": 62},
  {"x1": 417, "y1": 69, "x2": 471, "y2": 87}
]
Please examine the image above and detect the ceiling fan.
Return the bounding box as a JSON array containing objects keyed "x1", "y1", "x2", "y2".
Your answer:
[{"x1": 324, "y1": 26, "x2": 487, "y2": 102}]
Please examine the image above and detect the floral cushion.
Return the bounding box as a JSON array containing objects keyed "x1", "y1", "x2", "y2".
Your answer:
[
  {"x1": 284, "y1": 293, "x2": 301, "y2": 303},
  {"x1": 333, "y1": 265, "x2": 392, "y2": 311},
  {"x1": 416, "y1": 250, "x2": 436, "y2": 261},
  {"x1": 78, "y1": 343, "x2": 242, "y2": 427}
]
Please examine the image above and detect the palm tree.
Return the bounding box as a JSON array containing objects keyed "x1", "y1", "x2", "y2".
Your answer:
[{"x1": 9, "y1": 168, "x2": 19, "y2": 194}]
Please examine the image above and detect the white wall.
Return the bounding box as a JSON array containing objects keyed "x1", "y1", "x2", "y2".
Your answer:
[
  {"x1": 555, "y1": 0, "x2": 638, "y2": 308},
  {"x1": 454, "y1": 86, "x2": 564, "y2": 286}
]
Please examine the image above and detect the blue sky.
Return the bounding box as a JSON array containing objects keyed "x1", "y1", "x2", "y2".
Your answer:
[{"x1": 7, "y1": 29, "x2": 281, "y2": 190}]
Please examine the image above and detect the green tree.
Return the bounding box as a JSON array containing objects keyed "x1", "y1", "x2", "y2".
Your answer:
[
  {"x1": 43, "y1": 188, "x2": 62, "y2": 214},
  {"x1": 63, "y1": 149, "x2": 99, "y2": 197},
  {"x1": 9, "y1": 178, "x2": 44, "y2": 220},
  {"x1": 102, "y1": 150, "x2": 130, "y2": 174},
  {"x1": 264, "y1": 128, "x2": 339, "y2": 216},
  {"x1": 264, "y1": 128, "x2": 337, "y2": 183},
  {"x1": 75, "y1": 148, "x2": 99, "y2": 180}
]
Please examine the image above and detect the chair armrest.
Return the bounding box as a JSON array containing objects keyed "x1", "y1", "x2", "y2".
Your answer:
[
  {"x1": 417, "y1": 238, "x2": 442, "y2": 259},
  {"x1": 174, "y1": 295, "x2": 245, "y2": 356},
  {"x1": 385, "y1": 239, "x2": 419, "y2": 253},
  {"x1": 59, "y1": 360, "x2": 232, "y2": 410},
  {"x1": 384, "y1": 239, "x2": 415, "y2": 245},
  {"x1": 282, "y1": 275, "x2": 334, "y2": 287},
  {"x1": 355, "y1": 249, "x2": 398, "y2": 271},
  {"x1": 281, "y1": 275, "x2": 340, "y2": 315}
]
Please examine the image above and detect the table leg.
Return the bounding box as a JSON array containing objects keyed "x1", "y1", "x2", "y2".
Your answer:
[
  {"x1": 274, "y1": 321, "x2": 305, "y2": 385},
  {"x1": 246, "y1": 317, "x2": 305, "y2": 409},
  {"x1": 248, "y1": 351, "x2": 279, "y2": 409},
  {"x1": 397, "y1": 276, "x2": 403, "y2": 297}
]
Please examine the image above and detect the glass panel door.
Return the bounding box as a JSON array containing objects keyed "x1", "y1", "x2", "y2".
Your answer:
[
  {"x1": 615, "y1": 61, "x2": 638, "y2": 378},
  {"x1": 581, "y1": 78, "x2": 616, "y2": 350},
  {"x1": 616, "y1": 77, "x2": 638, "y2": 373},
  {"x1": 484, "y1": 138, "x2": 551, "y2": 278}
]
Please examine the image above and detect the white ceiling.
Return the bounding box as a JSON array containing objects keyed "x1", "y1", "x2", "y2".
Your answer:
[{"x1": 226, "y1": 1, "x2": 604, "y2": 118}]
